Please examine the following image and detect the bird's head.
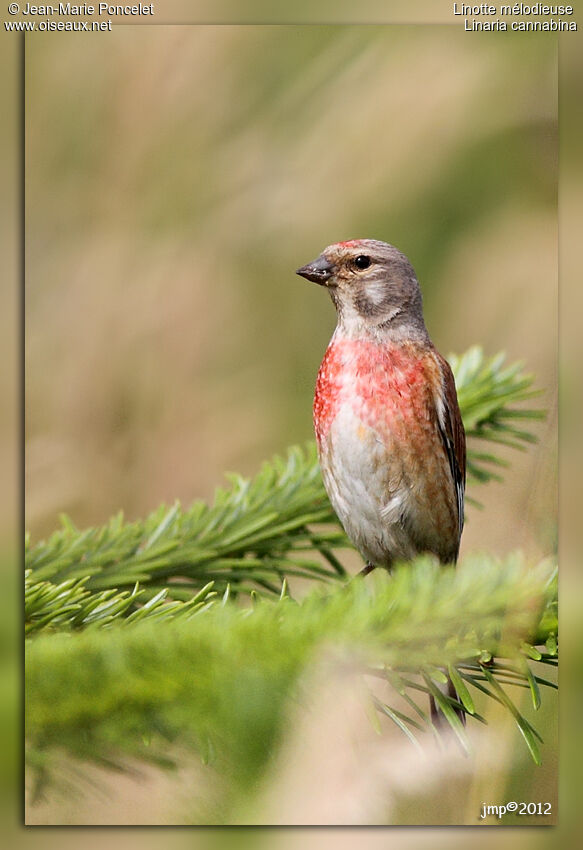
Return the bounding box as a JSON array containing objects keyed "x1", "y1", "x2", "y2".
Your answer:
[{"x1": 296, "y1": 239, "x2": 427, "y2": 338}]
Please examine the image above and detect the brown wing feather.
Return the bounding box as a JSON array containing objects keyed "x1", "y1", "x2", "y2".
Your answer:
[{"x1": 434, "y1": 351, "x2": 466, "y2": 552}]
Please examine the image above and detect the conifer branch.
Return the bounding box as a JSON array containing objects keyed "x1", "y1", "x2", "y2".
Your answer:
[
  {"x1": 449, "y1": 346, "x2": 545, "y2": 486},
  {"x1": 25, "y1": 444, "x2": 347, "y2": 606},
  {"x1": 24, "y1": 348, "x2": 555, "y2": 794},
  {"x1": 25, "y1": 553, "x2": 557, "y2": 802},
  {"x1": 25, "y1": 347, "x2": 544, "y2": 610}
]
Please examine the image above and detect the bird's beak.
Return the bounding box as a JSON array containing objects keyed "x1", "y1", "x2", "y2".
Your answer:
[{"x1": 296, "y1": 255, "x2": 334, "y2": 285}]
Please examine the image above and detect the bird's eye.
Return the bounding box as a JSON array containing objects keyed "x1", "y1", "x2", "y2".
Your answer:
[{"x1": 354, "y1": 255, "x2": 371, "y2": 270}]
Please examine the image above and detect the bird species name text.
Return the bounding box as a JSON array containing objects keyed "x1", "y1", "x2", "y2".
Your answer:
[{"x1": 453, "y1": 2, "x2": 577, "y2": 29}]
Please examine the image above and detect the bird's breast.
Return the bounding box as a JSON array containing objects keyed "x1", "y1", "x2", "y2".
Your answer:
[
  {"x1": 313, "y1": 338, "x2": 438, "y2": 447},
  {"x1": 313, "y1": 336, "x2": 459, "y2": 565}
]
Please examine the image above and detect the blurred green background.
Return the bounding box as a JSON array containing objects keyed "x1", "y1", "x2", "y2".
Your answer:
[
  {"x1": 25, "y1": 26, "x2": 557, "y2": 564},
  {"x1": 20, "y1": 23, "x2": 560, "y2": 828}
]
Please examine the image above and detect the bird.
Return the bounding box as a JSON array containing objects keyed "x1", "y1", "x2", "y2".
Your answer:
[{"x1": 296, "y1": 239, "x2": 466, "y2": 726}]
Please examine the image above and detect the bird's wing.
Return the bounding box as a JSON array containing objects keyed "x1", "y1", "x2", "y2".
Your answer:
[{"x1": 434, "y1": 351, "x2": 466, "y2": 548}]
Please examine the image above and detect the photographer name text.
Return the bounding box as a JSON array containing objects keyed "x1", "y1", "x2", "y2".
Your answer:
[{"x1": 17, "y1": 3, "x2": 153, "y2": 14}]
